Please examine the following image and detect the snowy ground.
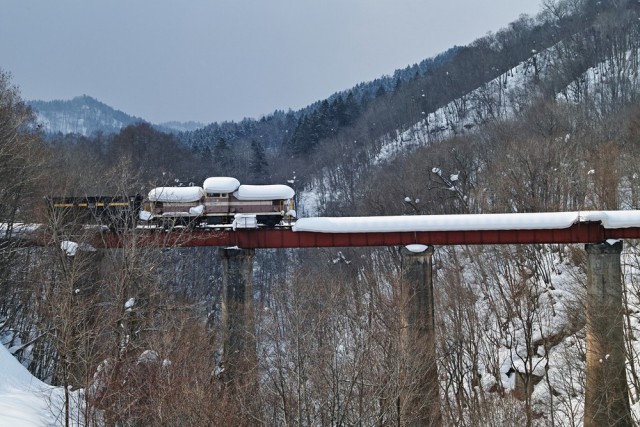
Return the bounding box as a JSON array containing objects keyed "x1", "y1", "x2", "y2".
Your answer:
[{"x1": 0, "y1": 343, "x2": 78, "y2": 426}]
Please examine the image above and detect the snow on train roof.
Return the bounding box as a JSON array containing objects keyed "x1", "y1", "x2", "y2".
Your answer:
[
  {"x1": 148, "y1": 186, "x2": 205, "y2": 203},
  {"x1": 233, "y1": 184, "x2": 295, "y2": 201},
  {"x1": 292, "y1": 211, "x2": 640, "y2": 233},
  {"x1": 203, "y1": 177, "x2": 240, "y2": 194}
]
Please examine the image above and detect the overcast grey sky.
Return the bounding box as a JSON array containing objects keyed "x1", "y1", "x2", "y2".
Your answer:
[{"x1": 1, "y1": 1, "x2": 542, "y2": 124}]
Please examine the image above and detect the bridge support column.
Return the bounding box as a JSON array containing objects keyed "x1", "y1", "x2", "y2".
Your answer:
[
  {"x1": 219, "y1": 247, "x2": 257, "y2": 391},
  {"x1": 584, "y1": 241, "x2": 632, "y2": 427},
  {"x1": 400, "y1": 245, "x2": 442, "y2": 427}
]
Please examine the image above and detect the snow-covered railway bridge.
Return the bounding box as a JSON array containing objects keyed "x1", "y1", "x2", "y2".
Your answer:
[
  {"x1": 16, "y1": 210, "x2": 640, "y2": 426},
  {"x1": 101, "y1": 210, "x2": 640, "y2": 248},
  {"x1": 98, "y1": 209, "x2": 634, "y2": 427}
]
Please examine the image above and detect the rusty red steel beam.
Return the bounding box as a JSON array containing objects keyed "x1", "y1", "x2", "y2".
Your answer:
[{"x1": 91, "y1": 221, "x2": 640, "y2": 249}]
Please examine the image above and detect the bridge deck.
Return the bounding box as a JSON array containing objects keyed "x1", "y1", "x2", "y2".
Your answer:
[
  {"x1": 95, "y1": 221, "x2": 640, "y2": 249},
  {"x1": 9, "y1": 211, "x2": 640, "y2": 249}
]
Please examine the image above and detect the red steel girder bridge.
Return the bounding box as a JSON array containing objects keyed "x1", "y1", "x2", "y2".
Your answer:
[{"x1": 93, "y1": 211, "x2": 640, "y2": 249}]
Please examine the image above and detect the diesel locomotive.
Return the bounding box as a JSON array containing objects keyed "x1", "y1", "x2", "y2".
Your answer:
[{"x1": 47, "y1": 177, "x2": 296, "y2": 230}]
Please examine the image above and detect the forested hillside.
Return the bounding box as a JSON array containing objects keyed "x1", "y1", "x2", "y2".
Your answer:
[
  {"x1": 30, "y1": 96, "x2": 145, "y2": 136},
  {"x1": 3, "y1": 0, "x2": 640, "y2": 425},
  {"x1": 30, "y1": 95, "x2": 204, "y2": 136}
]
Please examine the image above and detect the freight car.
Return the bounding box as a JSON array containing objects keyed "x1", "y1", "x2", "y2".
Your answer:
[{"x1": 46, "y1": 195, "x2": 144, "y2": 231}]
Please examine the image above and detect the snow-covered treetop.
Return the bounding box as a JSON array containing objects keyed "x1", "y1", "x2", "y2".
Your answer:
[
  {"x1": 233, "y1": 184, "x2": 295, "y2": 201},
  {"x1": 203, "y1": 177, "x2": 240, "y2": 194},
  {"x1": 148, "y1": 186, "x2": 205, "y2": 203}
]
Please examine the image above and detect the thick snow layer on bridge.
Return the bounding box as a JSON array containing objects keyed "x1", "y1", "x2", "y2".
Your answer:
[
  {"x1": 148, "y1": 186, "x2": 205, "y2": 203},
  {"x1": 234, "y1": 184, "x2": 295, "y2": 201},
  {"x1": 291, "y1": 211, "x2": 640, "y2": 233},
  {"x1": 578, "y1": 210, "x2": 640, "y2": 228}
]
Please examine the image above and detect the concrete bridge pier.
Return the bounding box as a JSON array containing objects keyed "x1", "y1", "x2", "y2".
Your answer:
[
  {"x1": 218, "y1": 247, "x2": 257, "y2": 391},
  {"x1": 584, "y1": 241, "x2": 632, "y2": 427},
  {"x1": 400, "y1": 245, "x2": 442, "y2": 427}
]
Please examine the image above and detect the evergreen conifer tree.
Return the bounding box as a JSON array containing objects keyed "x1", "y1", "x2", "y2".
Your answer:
[
  {"x1": 249, "y1": 140, "x2": 269, "y2": 183},
  {"x1": 214, "y1": 137, "x2": 235, "y2": 175}
]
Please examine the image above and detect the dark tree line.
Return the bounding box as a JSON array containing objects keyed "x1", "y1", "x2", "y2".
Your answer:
[
  {"x1": 45, "y1": 121, "x2": 279, "y2": 198},
  {"x1": 285, "y1": 92, "x2": 361, "y2": 156}
]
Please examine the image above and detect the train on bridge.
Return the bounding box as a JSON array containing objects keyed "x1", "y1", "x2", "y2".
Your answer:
[{"x1": 46, "y1": 177, "x2": 296, "y2": 231}]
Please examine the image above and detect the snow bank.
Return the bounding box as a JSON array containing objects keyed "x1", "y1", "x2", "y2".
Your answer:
[
  {"x1": 148, "y1": 186, "x2": 205, "y2": 203},
  {"x1": 233, "y1": 184, "x2": 294, "y2": 201},
  {"x1": 0, "y1": 344, "x2": 69, "y2": 426},
  {"x1": 203, "y1": 177, "x2": 240, "y2": 194},
  {"x1": 292, "y1": 211, "x2": 640, "y2": 233}
]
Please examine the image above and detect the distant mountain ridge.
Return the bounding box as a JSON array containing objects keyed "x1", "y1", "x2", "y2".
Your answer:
[
  {"x1": 28, "y1": 45, "x2": 454, "y2": 139},
  {"x1": 29, "y1": 95, "x2": 203, "y2": 136},
  {"x1": 29, "y1": 95, "x2": 142, "y2": 136}
]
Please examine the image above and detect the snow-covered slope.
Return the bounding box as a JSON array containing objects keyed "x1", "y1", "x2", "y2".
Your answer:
[
  {"x1": 374, "y1": 50, "x2": 543, "y2": 163},
  {"x1": 0, "y1": 343, "x2": 79, "y2": 426},
  {"x1": 375, "y1": 42, "x2": 640, "y2": 164}
]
